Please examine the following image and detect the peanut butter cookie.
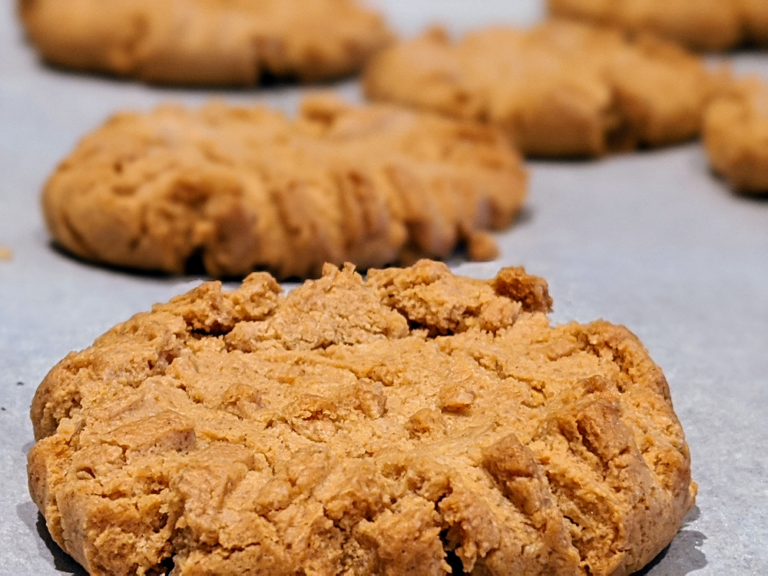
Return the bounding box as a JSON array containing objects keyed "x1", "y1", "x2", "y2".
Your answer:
[
  {"x1": 364, "y1": 21, "x2": 715, "y2": 157},
  {"x1": 18, "y1": 0, "x2": 392, "y2": 85},
  {"x1": 42, "y1": 96, "x2": 527, "y2": 278},
  {"x1": 704, "y1": 78, "x2": 768, "y2": 194},
  {"x1": 548, "y1": 0, "x2": 768, "y2": 51},
  {"x1": 29, "y1": 260, "x2": 696, "y2": 575}
]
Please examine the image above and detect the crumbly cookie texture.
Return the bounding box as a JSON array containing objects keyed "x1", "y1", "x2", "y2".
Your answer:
[
  {"x1": 548, "y1": 0, "x2": 768, "y2": 52},
  {"x1": 17, "y1": 0, "x2": 392, "y2": 85},
  {"x1": 704, "y1": 78, "x2": 768, "y2": 194},
  {"x1": 42, "y1": 96, "x2": 526, "y2": 278},
  {"x1": 29, "y1": 260, "x2": 696, "y2": 576},
  {"x1": 364, "y1": 20, "x2": 716, "y2": 158}
]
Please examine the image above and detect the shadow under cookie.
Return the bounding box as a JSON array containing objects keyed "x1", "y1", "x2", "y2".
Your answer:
[{"x1": 636, "y1": 507, "x2": 707, "y2": 575}]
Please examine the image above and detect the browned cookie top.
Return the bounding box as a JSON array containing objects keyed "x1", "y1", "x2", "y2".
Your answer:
[
  {"x1": 29, "y1": 260, "x2": 695, "y2": 575},
  {"x1": 42, "y1": 96, "x2": 527, "y2": 278},
  {"x1": 18, "y1": 0, "x2": 393, "y2": 85},
  {"x1": 364, "y1": 20, "x2": 716, "y2": 158},
  {"x1": 548, "y1": 0, "x2": 768, "y2": 51},
  {"x1": 704, "y1": 78, "x2": 768, "y2": 194}
]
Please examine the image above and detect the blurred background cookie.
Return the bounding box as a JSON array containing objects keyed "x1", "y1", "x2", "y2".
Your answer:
[
  {"x1": 705, "y1": 78, "x2": 768, "y2": 194},
  {"x1": 42, "y1": 96, "x2": 527, "y2": 278},
  {"x1": 548, "y1": 0, "x2": 768, "y2": 52},
  {"x1": 364, "y1": 20, "x2": 716, "y2": 158},
  {"x1": 17, "y1": 0, "x2": 393, "y2": 85}
]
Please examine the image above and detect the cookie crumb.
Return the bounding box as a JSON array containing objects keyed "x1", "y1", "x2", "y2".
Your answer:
[
  {"x1": 0, "y1": 246, "x2": 12, "y2": 261},
  {"x1": 467, "y1": 231, "x2": 499, "y2": 261},
  {"x1": 19, "y1": 0, "x2": 393, "y2": 86}
]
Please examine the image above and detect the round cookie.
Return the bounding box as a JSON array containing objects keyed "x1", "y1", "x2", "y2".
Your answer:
[
  {"x1": 29, "y1": 260, "x2": 696, "y2": 575},
  {"x1": 704, "y1": 78, "x2": 768, "y2": 194},
  {"x1": 364, "y1": 21, "x2": 716, "y2": 158},
  {"x1": 42, "y1": 96, "x2": 527, "y2": 278},
  {"x1": 548, "y1": 0, "x2": 768, "y2": 52},
  {"x1": 17, "y1": 0, "x2": 393, "y2": 85}
]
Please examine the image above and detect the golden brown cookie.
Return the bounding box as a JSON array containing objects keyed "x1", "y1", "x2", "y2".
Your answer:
[
  {"x1": 548, "y1": 0, "x2": 768, "y2": 52},
  {"x1": 704, "y1": 78, "x2": 768, "y2": 194},
  {"x1": 29, "y1": 260, "x2": 696, "y2": 575},
  {"x1": 42, "y1": 96, "x2": 526, "y2": 278},
  {"x1": 364, "y1": 21, "x2": 716, "y2": 158},
  {"x1": 18, "y1": 0, "x2": 392, "y2": 85}
]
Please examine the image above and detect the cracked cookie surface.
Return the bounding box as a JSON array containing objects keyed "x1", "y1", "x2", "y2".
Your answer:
[
  {"x1": 29, "y1": 260, "x2": 695, "y2": 575},
  {"x1": 42, "y1": 96, "x2": 526, "y2": 278},
  {"x1": 548, "y1": 0, "x2": 768, "y2": 52},
  {"x1": 364, "y1": 20, "x2": 715, "y2": 158},
  {"x1": 18, "y1": 0, "x2": 392, "y2": 85},
  {"x1": 704, "y1": 78, "x2": 768, "y2": 194}
]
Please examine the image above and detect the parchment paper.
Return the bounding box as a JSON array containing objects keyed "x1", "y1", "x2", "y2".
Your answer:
[{"x1": 1, "y1": 1, "x2": 766, "y2": 573}]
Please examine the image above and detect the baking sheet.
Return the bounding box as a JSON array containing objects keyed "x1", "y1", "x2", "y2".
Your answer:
[{"x1": 1, "y1": 1, "x2": 767, "y2": 573}]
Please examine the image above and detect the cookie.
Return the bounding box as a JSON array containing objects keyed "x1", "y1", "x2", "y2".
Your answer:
[
  {"x1": 17, "y1": 0, "x2": 392, "y2": 85},
  {"x1": 704, "y1": 78, "x2": 768, "y2": 194},
  {"x1": 42, "y1": 96, "x2": 526, "y2": 278},
  {"x1": 29, "y1": 260, "x2": 696, "y2": 575},
  {"x1": 364, "y1": 21, "x2": 715, "y2": 158},
  {"x1": 548, "y1": 0, "x2": 768, "y2": 52}
]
